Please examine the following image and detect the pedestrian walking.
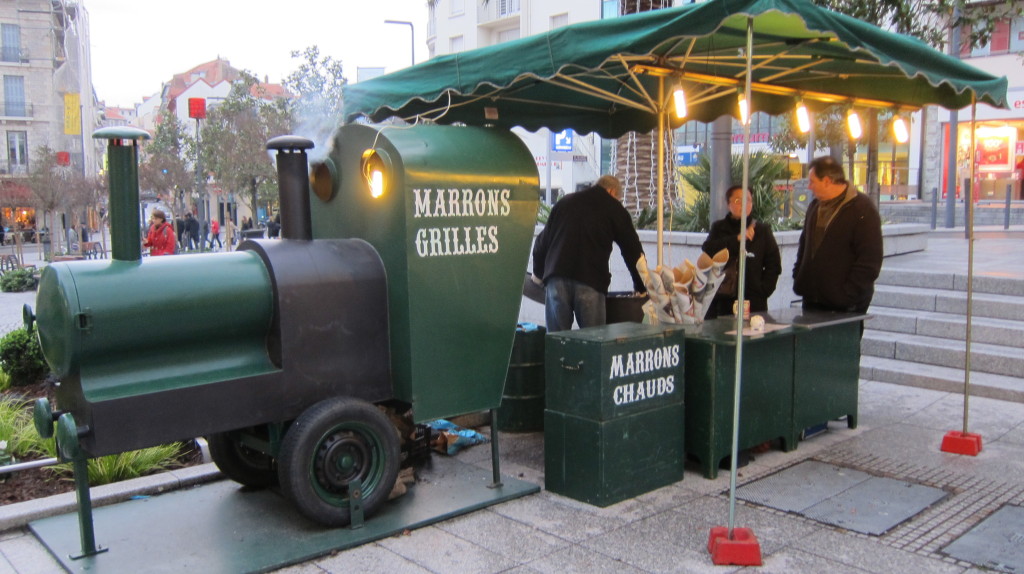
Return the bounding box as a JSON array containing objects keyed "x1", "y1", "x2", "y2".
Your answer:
[{"x1": 208, "y1": 218, "x2": 222, "y2": 250}]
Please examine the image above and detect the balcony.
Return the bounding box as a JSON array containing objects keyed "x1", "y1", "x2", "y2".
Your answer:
[
  {"x1": 0, "y1": 46, "x2": 28, "y2": 64},
  {"x1": 0, "y1": 101, "x2": 33, "y2": 118},
  {"x1": 478, "y1": 0, "x2": 520, "y2": 25},
  {"x1": 0, "y1": 158, "x2": 30, "y2": 176}
]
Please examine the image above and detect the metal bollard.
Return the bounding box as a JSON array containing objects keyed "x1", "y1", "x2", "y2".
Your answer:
[
  {"x1": 1005, "y1": 184, "x2": 1012, "y2": 230},
  {"x1": 931, "y1": 187, "x2": 938, "y2": 229},
  {"x1": 963, "y1": 178, "x2": 970, "y2": 239}
]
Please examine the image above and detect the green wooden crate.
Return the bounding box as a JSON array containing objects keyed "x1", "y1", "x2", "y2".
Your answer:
[
  {"x1": 545, "y1": 323, "x2": 686, "y2": 421},
  {"x1": 544, "y1": 402, "x2": 685, "y2": 507}
]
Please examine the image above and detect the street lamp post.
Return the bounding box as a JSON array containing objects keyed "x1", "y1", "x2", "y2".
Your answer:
[
  {"x1": 384, "y1": 19, "x2": 415, "y2": 67},
  {"x1": 188, "y1": 98, "x2": 207, "y2": 252}
]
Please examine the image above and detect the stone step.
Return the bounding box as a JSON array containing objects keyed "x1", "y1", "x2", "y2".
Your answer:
[
  {"x1": 861, "y1": 331, "x2": 1024, "y2": 379},
  {"x1": 877, "y1": 268, "x2": 1024, "y2": 297},
  {"x1": 871, "y1": 285, "x2": 1024, "y2": 322},
  {"x1": 860, "y1": 355, "x2": 1024, "y2": 403},
  {"x1": 865, "y1": 307, "x2": 1024, "y2": 349}
]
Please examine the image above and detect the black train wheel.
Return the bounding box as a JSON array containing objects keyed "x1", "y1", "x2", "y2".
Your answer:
[
  {"x1": 278, "y1": 397, "x2": 400, "y2": 527},
  {"x1": 207, "y1": 430, "x2": 279, "y2": 488}
]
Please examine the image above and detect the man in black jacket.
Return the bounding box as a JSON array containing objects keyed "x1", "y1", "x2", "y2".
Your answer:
[
  {"x1": 793, "y1": 156, "x2": 883, "y2": 314},
  {"x1": 532, "y1": 175, "x2": 646, "y2": 332}
]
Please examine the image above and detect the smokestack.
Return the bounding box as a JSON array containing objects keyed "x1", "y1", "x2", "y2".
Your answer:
[
  {"x1": 92, "y1": 127, "x2": 151, "y2": 262},
  {"x1": 266, "y1": 135, "x2": 314, "y2": 241}
]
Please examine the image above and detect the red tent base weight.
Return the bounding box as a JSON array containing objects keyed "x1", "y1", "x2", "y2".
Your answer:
[
  {"x1": 708, "y1": 526, "x2": 763, "y2": 566},
  {"x1": 941, "y1": 431, "x2": 983, "y2": 456}
]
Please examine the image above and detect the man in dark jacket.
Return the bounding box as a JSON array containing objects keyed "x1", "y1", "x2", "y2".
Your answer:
[
  {"x1": 793, "y1": 156, "x2": 883, "y2": 313},
  {"x1": 186, "y1": 212, "x2": 201, "y2": 251},
  {"x1": 531, "y1": 175, "x2": 646, "y2": 332}
]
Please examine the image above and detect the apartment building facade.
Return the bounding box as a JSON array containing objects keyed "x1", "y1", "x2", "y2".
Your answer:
[
  {"x1": 427, "y1": 0, "x2": 621, "y2": 199},
  {"x1": 0, "y1": 0, "x2": 99, "y2": 228}
]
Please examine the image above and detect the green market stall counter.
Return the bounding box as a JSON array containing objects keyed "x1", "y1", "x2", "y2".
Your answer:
[
  {"x1": 681, "y1": 316, "x2": 798, "y2": 479},
  {"x1": 763, "y1": 308, "x2": 868, "y2": 441},
  {"x1": 681, "y1": 309, "x2": 868, "y2": 479}
]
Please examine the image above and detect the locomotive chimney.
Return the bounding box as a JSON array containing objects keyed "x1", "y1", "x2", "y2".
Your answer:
[
  {"x1": 266, "y1": 135, "x2": 315, "y2": 241},
  {"x1": 92, "y1": 127, "x2": 151, "y2": 262}
]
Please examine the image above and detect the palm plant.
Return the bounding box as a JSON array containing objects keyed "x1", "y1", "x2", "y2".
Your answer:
[{"x1": 676, "y1": 151, "x2": 792, "y2": 232}]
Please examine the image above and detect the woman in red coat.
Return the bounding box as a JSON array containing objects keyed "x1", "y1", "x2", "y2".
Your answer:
[{"x1": 144, "y1": 209, "x2": 176, "y2": 256}]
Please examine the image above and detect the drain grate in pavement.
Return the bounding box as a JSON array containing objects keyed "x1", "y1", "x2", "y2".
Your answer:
[
  {"x1": 736, "y1": 460, "x2": 949, "y2": 535},
  {"x1": 943, "y1": 505, "x2": 1024, "y2": 573}
]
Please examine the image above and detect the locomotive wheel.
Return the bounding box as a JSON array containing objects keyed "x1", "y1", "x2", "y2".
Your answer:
[
  {"x1": 277, "y1": 397, "x2": 399, "y2": 527},
  {"x1": 207, "y1": 431, "x2": 279, "y2": 488}
]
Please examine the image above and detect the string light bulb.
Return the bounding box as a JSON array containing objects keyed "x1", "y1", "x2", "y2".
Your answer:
[
  {"x1": 847, "y1": 108, "x2": 862, "y2": 140},
  {"x1": 893, "y1": 114, "x2": 909, "y2": 144},
  {"x1": 361, "y1": 148, "x2": 388, "y2": 198},
  {"x1": 795, "y1": 98, "x2": 810, "y2": 134},
  {"x1": 369, "y1": 169, "x2": 384, "y2": 198},
  {"x1": 737, "y1": 91, "x2": 749, "y2": 126},
  {"x1": 672, "y1": 82, "x2": 687, "y2": 119}
]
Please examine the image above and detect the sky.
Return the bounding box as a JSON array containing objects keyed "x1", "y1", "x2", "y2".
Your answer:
[{"x1": 84, "y1": 0, "x2": 429, "y2": 108}]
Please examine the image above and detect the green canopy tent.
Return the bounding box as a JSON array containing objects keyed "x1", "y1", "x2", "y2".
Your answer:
[{"x1": 344, "y1": 0, "x2": 1007, "y2": 264}]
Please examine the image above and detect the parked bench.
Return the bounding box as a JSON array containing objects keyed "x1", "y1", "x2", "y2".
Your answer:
[{"x1": 0, "y1": 254, "x2": 35, "y2": 274}]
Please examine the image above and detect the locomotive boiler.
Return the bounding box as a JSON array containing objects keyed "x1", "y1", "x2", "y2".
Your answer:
[{"x1": 29, "y1": 123, "x2": 539, "y2": 530}]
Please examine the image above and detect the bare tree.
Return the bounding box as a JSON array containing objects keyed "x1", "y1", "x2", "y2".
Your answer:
[
  {"x1": 139, "y1": 112, "x2": 194, "y2": 218},
  {"x1": 26, "y1": 146, "x2": 76, "y2": 254}
]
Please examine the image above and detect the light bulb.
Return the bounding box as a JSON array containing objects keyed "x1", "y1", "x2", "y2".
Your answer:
[
  {"x1": 738, "y1": 93, "x2": 749, "y2": 126},
  {"x1": 893, "y1": 115, "x2": 909, "y2": 143},
  {"x1": 673, "y1": 85, "x2": 687, "y2": 119},
  {"x1": 796, "y1": 100, "x2": 810, "y2": 133},
  {"x1": 370, "y1": 170, "x2": 384, "y2": 198},
  {"x1": 847, "y1": 110, "x2": 862, "y2": 139},
  {"x1": 361, "y1": 148, "x2": 388, "y2": 198}
]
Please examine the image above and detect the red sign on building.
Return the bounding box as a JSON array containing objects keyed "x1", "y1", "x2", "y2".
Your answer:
[
  {"x1": 188, "y1": 98, "x2": 207, "y2": 119},
  {"x1": 56, "y1": 151, "x2": 70, "y2": 166}
]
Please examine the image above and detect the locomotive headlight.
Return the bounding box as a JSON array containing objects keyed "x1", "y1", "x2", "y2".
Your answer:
[
  {"x1": 361, "y1": 148, "x2": 389, "y2": 198},
  {"x1": 310, "y1": 158, "x2": 337, "y2": 202}
]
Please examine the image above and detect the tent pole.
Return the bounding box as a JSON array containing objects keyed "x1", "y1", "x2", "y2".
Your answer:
[
  {"x1": 940, "y1": 95, "x2": 982, "y2": 456},
  {"x1": 657, "y1": 77, "x2": 665, "y2": 267},
  {"x1": 963, "y1": 99, "x2": 977, "y2": 433},
  {"x1": 710, "y1": 15, "x2": 762, "y2": 568},
  {"x1": 727, "y1": 17, "x2": 755, "y2": 537}
]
